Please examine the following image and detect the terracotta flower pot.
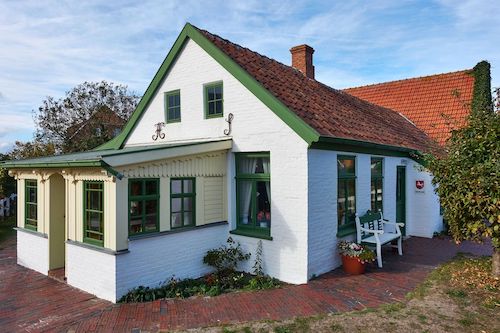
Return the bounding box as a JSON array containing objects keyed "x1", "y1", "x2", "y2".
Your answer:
[{"x1": 341, "y1": 255, "x2": 366, "y2": 275}]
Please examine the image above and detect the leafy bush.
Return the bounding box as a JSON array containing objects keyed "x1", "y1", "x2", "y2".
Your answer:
[{"x1": 203, "y1": 237, "x2": 251, "y2": 276}]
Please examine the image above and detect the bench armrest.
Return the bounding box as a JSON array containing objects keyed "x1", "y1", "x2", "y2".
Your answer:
[{"x1": 382, "y1": 221, "x2": 405, "y2": 228}]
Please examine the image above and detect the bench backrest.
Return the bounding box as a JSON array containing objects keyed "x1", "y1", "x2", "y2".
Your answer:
[{"x1": 355, "y1": 210, "x2": 383, "y2": 241}]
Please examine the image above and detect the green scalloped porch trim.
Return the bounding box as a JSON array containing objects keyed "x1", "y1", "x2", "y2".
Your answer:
[{"x1": 96, "y1": 23, "x2": 320, "y2": 150}]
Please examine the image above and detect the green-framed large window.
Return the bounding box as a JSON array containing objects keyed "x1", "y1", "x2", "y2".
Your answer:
[
  {"x1": 83, "y1": 181, "x2": 104, "y2": 246},
  {"x1": 204, "y1": 82, "x2": 223, "y2": 118},
  {"x1": 25, "y1": 179, "x2": 38, "y2": 230},
  {"x1": 234, "y1": 152, "x2": 271, "y2": 239},
  {"x1": 165, "y1": 90, "x2": 181, "y2": 123},
  {"x1": 129, "y1": 179, "x2": 159, "y2": 236},
  {"x1": 337, "y1": 156, "x2": 356, "y2": 232},
  {"x1": 371, "y1": 158, "x2": 383, "y2": 212},
  {"x1": 170, "y1": 178, "x2": 196, "y2": 229}
]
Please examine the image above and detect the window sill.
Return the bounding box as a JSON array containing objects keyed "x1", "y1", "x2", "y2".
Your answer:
[
  {"x1": 206, "y1": 113, "x2": 223, "y2": 119},
  {"x1": 66, "y1": 240, "x2": 129, "y2": 256},
  {"x1": 129, "y1": 221, "x2": 228, "y2": 241},
  {"x1": 337, "y1": 224, "x2": 356, "y2": 238},
  {"x1": 14, "y1": 227, "x2": 47, "y2": 238},
  {"x1": 230, "y1": 229, "x2": 273, "y2": 241},
  {"x1": 166, "y1": 119, "x2": 181, "y2": 124}
]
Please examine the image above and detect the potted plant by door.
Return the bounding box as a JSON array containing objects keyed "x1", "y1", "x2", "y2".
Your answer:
[{"x1": 337, "y1": 241, "x2": 376, "y2": 275}]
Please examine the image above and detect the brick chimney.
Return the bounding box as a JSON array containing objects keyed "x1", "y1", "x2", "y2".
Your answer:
[{"x1": 290, "y1": 44, "x2": 315, "y2": 79}]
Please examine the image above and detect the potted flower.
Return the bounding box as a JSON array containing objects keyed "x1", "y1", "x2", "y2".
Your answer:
[{"x1": 337, "y1": 241, "x2": 376, "y2": 275}]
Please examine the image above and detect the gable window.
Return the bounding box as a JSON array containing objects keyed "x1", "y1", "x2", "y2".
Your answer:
[
  {"x1": 129, "y1": 179, "x2": 159, "y2": 235},
  {"x1": 170, "y1": 178, "x2": 195, "y2": 229},
  {"x1": 233, "y1": 153, "x2": 271, "y2": 239},
  {"x1": 337, "y1": 156, "x2": 356, "y2": 231},
  {"x1": 204, "y1": 82, "x2": 223, "y2": 118},
  {"x1": 165, "y1": 90, "x2": 181, "y2": 123},
  {"x1": 371, "y1": 158, "x2": 383, "y2": 212},
  {"x1": 84, "y1": 181, "x2": 104, "y2": 247},
  {"x1": 25, "y1": 179, "x2": 38, "y2": 230}
]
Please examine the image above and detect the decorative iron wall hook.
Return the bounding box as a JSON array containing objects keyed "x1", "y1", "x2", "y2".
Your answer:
[
  {"x1": 224, "y1": 113, "x2": 234, "y2": 136},
  {"x1": 152, "y1": 122, "x2": 166, "y2": 141}
]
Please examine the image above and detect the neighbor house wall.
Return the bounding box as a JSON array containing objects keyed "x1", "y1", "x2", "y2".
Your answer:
[{"x1": 124, "y1": 38, "x2": 310, "y2": 285}]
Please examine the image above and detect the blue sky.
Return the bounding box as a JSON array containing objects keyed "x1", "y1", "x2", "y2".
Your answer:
[{"x1": 1, "y1": 0, "x2": 499, "y2": 153}]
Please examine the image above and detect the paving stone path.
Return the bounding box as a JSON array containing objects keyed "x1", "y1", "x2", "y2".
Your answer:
[{"x1": 0, "y1": 235, "x2": 491, "y2": 332}]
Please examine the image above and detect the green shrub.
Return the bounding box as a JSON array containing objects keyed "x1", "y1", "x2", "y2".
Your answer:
[{"x1": 203, "y1": 237, "x2": 251, "y2": 276}]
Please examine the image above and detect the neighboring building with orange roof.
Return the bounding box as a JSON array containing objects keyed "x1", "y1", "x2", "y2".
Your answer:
[{"x1": 344, "y1": 68, "x2": 477, "y2": 145}]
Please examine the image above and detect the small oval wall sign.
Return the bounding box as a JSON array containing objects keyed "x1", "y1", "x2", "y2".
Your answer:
[{"x1": 416, "y1": 180, "x2": 425, "y2": 190}]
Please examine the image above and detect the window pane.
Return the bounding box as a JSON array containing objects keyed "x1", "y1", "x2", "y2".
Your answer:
[
  {"x1": 371, "y1": 179, "x2": 383, "y2": 212},
  {"x1": 171, "y1": 198, "x2": 182, "y2": 212},
  {"x1": 144, "y1": 215, "x2": 157, "y2": 231},
  {"x1": 145, "y1": 200, "x2": 157, "y2": 214},
  {"x1": 87, "y1": 212, "x2": 102, "y2": 231},
  {"x1": 130, "y1": 180, "x2": 142, "y2": 196},
  {"x1": 183, "y1": 212, "x2": 193, "y2": 226},
  {"x1": 145, "y1": 180, "x2": 158, "y2": 195},
  {"x1": 171, "y1": 180, "x2": 182, "y2": 194},
  {"x1": 215, "y1": 100, "x2": 223, "y2": 114},
  {"x1": 256, "y1": 181, "x2": 271, "y2": 229},
  {"x1": 371, "y1": 158, "x2": 383, "y2": 177},
  {"x1": 168, "y1": 108, "x2": 176, "y2": 120},
  {"x1": 88, "y1": 182, "x2": 102, "y2": 190},
  {"x1": 214, "y1": 85, "x2": 222, "y2": 100},
  {"x1": 174, "y1": 107, "x2": 181, "y2": 120},
  {"x1": 238, "y1": 180, "x2": 253, "y2": 226},
  {"x1": 338, "y1": 157, "x2": 355, "y2": 176},
  {"x1": 28, "y1": 204, "x2": 37, "y2": 220},
  {"x1": 130, "y1": 217, "x2": 142, "y2": 234},
  {"x1": 337, "y1": 179, "x2": 346, "y2": 226},
  {"x1": 171, "y1": 212, "x2": 182, "y2": 228},
  {"x1": 183, "y1": 179, "x2": 193, "y2": 193},
  {"x1": 89, "y1": 191, "x2": 101, "y2": 211},
  {"x1": 28, "y1": 187, "x2": 37, "y2": 203},
  {"x1": 183, "y1": 197, "x2": 193, "y2": 211},
  {"x1": 346, "y1": 179, "x2": 356, "y2": 224},
  {"x1": 208, "y1": 87, "x2": 215, "y2": 101},
  {"x1": 208, "y1": 101, "x2": 215, "y2": 115},
  {"x1": 130, "y1": 200, "x2": 142, "y2": 216},
  {"x1": 168, "y1": 95, "x2": 176, "y2": 106}
]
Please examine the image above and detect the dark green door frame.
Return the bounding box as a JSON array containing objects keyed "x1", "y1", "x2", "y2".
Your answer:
[{"x1": 396, "y1": 166, "x2": 407, "y2": 236}]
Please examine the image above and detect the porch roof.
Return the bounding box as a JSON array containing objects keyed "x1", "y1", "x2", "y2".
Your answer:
[{"x1": 0, "y1": 138, "x2": 232, "y2": 170}]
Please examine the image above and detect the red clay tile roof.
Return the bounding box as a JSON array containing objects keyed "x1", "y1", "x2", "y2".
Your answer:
[
  {"x1": 345, "y1": 71, "x2": 474, "y2": 145},
  {"x1": 196, "y1": 27, "x2": 439, "y2": 153}
]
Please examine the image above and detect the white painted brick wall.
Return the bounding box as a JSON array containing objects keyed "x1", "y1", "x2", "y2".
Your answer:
[
  {"x1": 116, "y1": 223, "x2": 229, "y2": 300},
  {"x1": 66, "y1": 243, "x2": 116, "y2": 302},
  {"x1": 17, "y1": 230, "x2": 49, "y2": 275}
]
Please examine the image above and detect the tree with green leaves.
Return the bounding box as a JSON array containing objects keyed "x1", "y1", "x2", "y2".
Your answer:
[
  {"x1": 35, "y1": 80, "x2": 139, "y2": 153},
  {"x1": 426, "y1": 63, "x2": 499, "y2": 276}
]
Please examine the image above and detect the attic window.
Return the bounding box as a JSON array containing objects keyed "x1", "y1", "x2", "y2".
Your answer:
[
  {"x1": 205, "y1": 82, "x2": 223, "y2": 118},
  {"x1": 165, "y1": 90, "x2": 181, "y2": 123}
]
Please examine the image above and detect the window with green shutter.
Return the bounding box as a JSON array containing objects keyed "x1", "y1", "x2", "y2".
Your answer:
[
  {"x1": 371, "y1": 158, "x2": 383, "y2": 212},
  {"x1": 165, "y1": 90, "x2": 181, "y2": 123},
  {"x1": 83, "y1": 181, "x2": 104, "y2": 246},
  {"x1": 25, "y1": 179, "x2": 38, "y2": 230},
  {"x1": 129, "y1": 179, "x2": 160, "y2": 236},
  {"x1": 204, "y1": 82, "x2": 223, "y2": 118},
  {"x1": 170, "y1": 178, "x2": 196, "y2": 229},
  {"x1": 337, "y1": 156, "x2": 356, "y2": 230}
]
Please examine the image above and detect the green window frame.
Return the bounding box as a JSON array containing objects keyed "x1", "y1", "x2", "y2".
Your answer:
[
  {"x1": 165, "y1": 90, "x2": 181, "y2": 123},
  {"x1": 233, "y1": 152, "x2": 272, "y2": 240},
  {"x1": 83, "y1": 181, "x2": 104, "y2": 247},
  {"x1": 128, "y1": 179, "x2": 160, "y2": 236},
  {"x1": 371, "y1": 158, "x2": 383, "y2": 213},
  {"x1": 337, "y1": 155, "x2": 356, "y2": 236},
  {"x1": 170, "y1": 178, "x2": 196, "y2": 229},
  {"x1": 204, "y1": 82, "x2": 223, "y2": 118},
  {"x1": 25, "y1": 179, "x2": 38, "y2": 231}
]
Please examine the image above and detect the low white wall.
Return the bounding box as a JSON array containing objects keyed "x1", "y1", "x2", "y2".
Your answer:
[
  {"x1": 115, "y1": 223, "x2": 229, "y2": 300},
  {"x1": 66, "y1": 242, "x2": 116, "y2": 302},
  {"x1": 17, "y1": 229, "x2": 49, "y2": 275}
]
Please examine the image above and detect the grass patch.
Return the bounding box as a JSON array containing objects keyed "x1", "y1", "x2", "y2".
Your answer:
[{"x1": 0, "y1": 215, "x2": 16, "y2": 245}]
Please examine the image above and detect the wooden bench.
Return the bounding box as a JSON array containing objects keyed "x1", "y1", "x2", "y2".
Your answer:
[{"x1": 355, "y1": 211, "x2": 404, "y2": 268}]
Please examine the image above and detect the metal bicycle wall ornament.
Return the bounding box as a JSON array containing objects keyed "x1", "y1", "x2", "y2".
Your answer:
[
  {"x1": 152, "y1": 122, "x2": 166, "y2": 141},
  {"x1": 224, "y1": 113, "x2": 234, "y2": 136}
]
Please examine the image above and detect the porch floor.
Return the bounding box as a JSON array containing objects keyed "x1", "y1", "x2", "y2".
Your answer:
[{"x1": 0, "y1": 234, "x2": 492, "y2": 332}]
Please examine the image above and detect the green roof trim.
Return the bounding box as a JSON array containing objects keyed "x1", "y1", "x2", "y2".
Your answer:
[
  {"x1": 96, "y1": 23, "x2": 320, "y2": 150},
  {"x1": 311, "y1": 136, "x2": 425, "y2": 162}
]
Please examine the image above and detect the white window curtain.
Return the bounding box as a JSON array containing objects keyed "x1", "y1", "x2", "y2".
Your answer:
[
  {"x1": 261, "y1": 157, "x2": 271, "y2": 202},
  {"x1": 240, "y1": 158, "x2": 257, "y2": 224}
]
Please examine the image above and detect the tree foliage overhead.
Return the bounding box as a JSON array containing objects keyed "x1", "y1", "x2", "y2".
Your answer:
[{"x1": 35, "y1": 80, "x2": 139, "y2": 153}]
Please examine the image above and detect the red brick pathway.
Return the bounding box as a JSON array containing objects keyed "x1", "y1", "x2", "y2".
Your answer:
[{"x1": 0, "y1": 235, "x2": 492, "y2": 332}]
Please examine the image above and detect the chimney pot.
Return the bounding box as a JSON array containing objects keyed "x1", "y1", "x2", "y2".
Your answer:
[{"x1": 290, "y1": 44, "x2": 315, "y2": 79}]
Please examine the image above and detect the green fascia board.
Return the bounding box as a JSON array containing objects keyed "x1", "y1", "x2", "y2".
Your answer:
[
  {"x1": 1, "y1": 160, "x2": 103, "y2": 169},
  {"x1": 311, "y1": 136, "x2": 425, "y2": 162},
  {"x1": 96, "y1": 23, "x2": 320, "y2": 151}
]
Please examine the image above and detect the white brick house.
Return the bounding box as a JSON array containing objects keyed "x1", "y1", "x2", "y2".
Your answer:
[{"x1": 3, "y1": 23, "x2": 480, "y2": 302}]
